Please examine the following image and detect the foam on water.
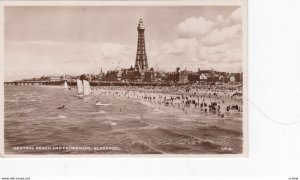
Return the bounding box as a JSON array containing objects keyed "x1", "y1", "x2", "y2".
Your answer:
[
  {"x1": 58, "y1": 115, "x2": 67, "y2": 119},
  {"x1": 43, "y1": 115, "x2": 67, "y2": 120},
  {"x1": 134, "y1": 115, "x2": 142, "y2": 120},
  {"x1": 102, "y1": 121, "x2": 117, "y2": 126},
  {"x1": 5, "y1": 99, "x2": 40, "y2": 103},
  {"x1": 138, "y1": 125, "x2": 159, "y2": 130},
  {"x1": 21, "y1": 108, "x2": 34, "y2": 113},
  {"x1": 5, "y1": 99, "x2": 18, "y2": 102},
  {"x1": 152, "y1": 108, "x2": 164, "y2": 113},
  {"x1": 79, "y1": 110, "x2": 106, "y2": 115}
]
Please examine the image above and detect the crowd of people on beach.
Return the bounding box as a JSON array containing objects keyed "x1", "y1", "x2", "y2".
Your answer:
[{"x1": 94, "y1": 84, "x2": 243, "y2": 118}]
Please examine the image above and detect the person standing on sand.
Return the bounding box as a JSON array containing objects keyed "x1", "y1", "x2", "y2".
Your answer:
[{"x1": 221, "y1": 113, "x2": 224, "y2": 118}]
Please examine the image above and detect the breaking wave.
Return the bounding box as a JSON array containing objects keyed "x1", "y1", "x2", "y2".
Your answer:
[{"x1": 102, "y1": 121, "x2": 117, "y2": 126}]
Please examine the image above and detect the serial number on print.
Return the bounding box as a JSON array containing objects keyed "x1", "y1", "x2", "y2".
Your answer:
[{"x1": 221, "y1": 147, "x2": 233, "y2": 151}]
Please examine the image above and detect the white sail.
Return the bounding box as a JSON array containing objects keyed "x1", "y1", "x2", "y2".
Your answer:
[
  {"x1": 83, "y1": 80, "x2": 92, "y2": 96},
  {"x1": 76, "y1": 79, "x2": 83, "y2": 94},
  {"x1": 64, "y1": 81, "x2": 68, "y2": 89}
]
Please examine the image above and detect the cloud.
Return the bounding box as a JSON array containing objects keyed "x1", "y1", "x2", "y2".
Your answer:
[
  {"x1": 201, "y1": 7, "x2": 242, "y2": 46},
  {"x1": 177, "y1": 17, "x2": 214, "y2": 38},
  {"x1": 216, "y1": 15, "x2": 231, "y2": 28},
  {"x1": 201, "y1": 24, "x2": 242, "y2": 45},
  {"x1": 198, "y1": 41, "x2": 242, "y2": 64},
  {"x1": 158, "y1": 37, "x2": 242, "y2": 72},
  {"x1": 100, "y1": 43, "x2": 132, "y2": 59},
  {"x1": 175, "y1": 7, "x2": 242, "y2": 46},
  {"x1": 156, "y1": 7, "x2": 243, "y2": 73},
  {"x1": 5, "y1": 41, "x2": 136, "y2": 81},
  {"x1": 162, "y1": 38, "x2": 198, "y2": 56},
  {"x1": 150, "y1": 38, "x2": 199, "y2": 71},
  {"x1": 230, "y1": 7, "x2": 242, "y2": 24},
  {"x1": 5, "y1": 7, "x2": 244, "y2": 81}
]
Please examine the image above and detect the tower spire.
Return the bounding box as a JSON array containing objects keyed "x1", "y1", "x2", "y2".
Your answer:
[{"x1": 135, "y1": 17, "x2": 148, "y2": 71}]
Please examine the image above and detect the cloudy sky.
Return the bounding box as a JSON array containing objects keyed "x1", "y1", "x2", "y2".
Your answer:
[{"x1": 5, "y1": 6, "x2": 243, "y2": 81}]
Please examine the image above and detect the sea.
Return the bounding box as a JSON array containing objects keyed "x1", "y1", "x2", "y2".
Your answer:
[{"x1": 4, "y1": 85, "x2": 243, "y2": 155}]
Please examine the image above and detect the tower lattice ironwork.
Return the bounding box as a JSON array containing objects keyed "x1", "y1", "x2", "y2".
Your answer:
[{"x1": 135, "y1": 18, "x2": 148, "y2": 71}]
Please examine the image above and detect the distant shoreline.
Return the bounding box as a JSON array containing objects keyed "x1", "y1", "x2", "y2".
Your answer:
[{"x1": 4, "y1": 80, "x2": 242, "y2": 87}]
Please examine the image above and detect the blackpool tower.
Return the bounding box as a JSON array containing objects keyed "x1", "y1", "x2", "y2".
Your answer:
[{"x1": 135, "y1": 18, "x2": 149, "y2": 71}]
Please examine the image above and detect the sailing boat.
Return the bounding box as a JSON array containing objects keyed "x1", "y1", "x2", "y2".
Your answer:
[
  {"x1": 64, "y1": 81, "x2": 68, "y2": 89},
  {"x1": 83, "y1": 80, "x2": 92, "y2": 96},
  {"x1": 76, "y1": 79, "x2": 91, "y2": 97}
]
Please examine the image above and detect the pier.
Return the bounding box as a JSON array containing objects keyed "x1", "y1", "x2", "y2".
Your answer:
[
  {"x1": 4, "y1": 81, "x2": 62, "y2": 86},
  {"x1": 4, "y1": 81, "x2": 187, "y2": 87}
]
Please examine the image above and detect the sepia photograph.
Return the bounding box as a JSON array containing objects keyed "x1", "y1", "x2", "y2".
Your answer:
[{"x1": 2, "y1": 1, "x2": 247, "y2": 155}]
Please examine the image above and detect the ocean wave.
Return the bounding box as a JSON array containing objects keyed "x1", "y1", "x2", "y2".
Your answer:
[
  {"x1": 21, "y1": 108, "x2": 34, "y2": 113},
  {"x1": 25, "y1": 95, "x2": 44, "y2": 99},
  {"x1": 129, "y1": 140, "x2": 165, "y2": 154},
  {"x1": 6, "y1": 108, "x2": 35, "y2": 114},
  {"x1": 17, "y1": 93, "x2": 38, "y2": 96},
  {"x1": 43, "y1": 115, "x2": 67, "y2": 120},
  {"x1": 20, "y1": 100, "x2": 38, "y2": 102},
  {"x1": 5, "y1": 99, "x2": 40, "y2": 103},
  {"x1": 137, "y1": 125, "x2": 159, "y2": 130},
  {"x1": 102, "y1": 121, "x2": 117, "y2": 126},
  {"x1": 134, "y1": 116, "x2": 141, "y2": 120},
  {"x1": 98, "y1": 110, "x2": 106, "y2": 114},
  {"x1": 141, "y1": 137, "x2": 219, "y2": 147},
  {"x1": 152, "y1": 108, "x2": 164, "y2": 113},
  {"x1": 5, "y1": 99, "x2": 18, "y2": 102},
  {"x1": 81, "y1": 110, "x2": 106, "y2": 115}
]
